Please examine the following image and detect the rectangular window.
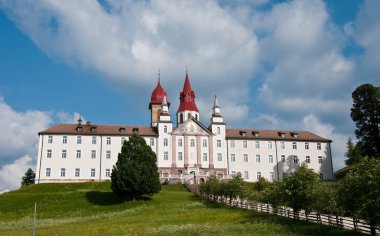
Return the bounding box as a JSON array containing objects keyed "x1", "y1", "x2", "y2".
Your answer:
[
  {"x1": 91, "y1": 168, "x2": 95, "y2": 177},
  {"x1": 106, "y1": 150, "x2": 111, "y2": 159},
  {"x1": 107, "y1": 137, "x2": 111, "y2": 145},
  {"x1": 230, "y1": 140, "x2": 235, "y2": 148},
  {"x1": 268, "y1": 141, "x2": 272, "y2": 149},
  {"x1": 231, "y1": 154, "x2": 235, "y2": 162},
  {"x1": 269, "y1": 155, "x2": 273, "y2": 163},
  {"x1": 319, "y1": 173, "x2": 324, "y2": 180},
  {"x1": 75, "y1": 168, "x2": 80, "y2": 177},
  {"x1": 203, "y1": 139, "x2": 207, "y2": 147},
  {"x1": 270, "y1": 172, "x2": 274, "y2": 180},
  {"x1": 105, "y1": 169, "x2": 111, "y2": 177},
  {"x1": 317, "y1": 142, "x2": 321, "y2": 150},
  {"x1": 178, "y1": 152, "x2": 183, "y2": 161},
  {"x1": 243, "y1": 140, "x2": 247, "y2": 148},
  {"x1": 294, "y1": 155, "x2": 298, "y2": 164},
  {"x1": 121, "y1": 137, "x2": 125, "y2": 145},
  {"x1": 63, "y1": 136, "x2": 67, "y2": 144},
  {"x1": 292, "y1": 142, "x2": 297, "y2": 149},
  {"x1": 256, "y1": 154, "x2": 260, "y2": 163},
  {"x1": 280, "y1": 141, "x2": 285, "y2": 149},
  {"x1": 243, "y1": 154, "x2": 248, "y2": 162},
  {"x1": 164, "y1": 138, "x2": 168, "y2": 146},
  {"x1": 46, "y1": 168, "x2": 51, "y2": 177},
  {"x1": 281, "y1": 155, "x2": 285, "y2": 162},
  {"x1": 217, "y1": 140, "x2": 221, "y2": 147},
  {"x1": 318, "y1": 156, "x2": 322, "y2": 164},
  {"x1": 244, "y1": 171, "x2": 249, "y2": 180},
  {"x1": 164, "y1": 152, "x2": 168, "y2": 160},
  {"x1": 92, "y1": 136, "x2": 96, "y2": 144},
  {"x1": 178, "y1": 138, "x2": 182, "y2": 147},
  {"x1": 91, "y1": 150, "x2": 96, "y2": 159},
  {"x1": 48, "y1": 136, "x2": 53, "y2": 144},
  {"x1": 47, "y1": 149, "x2": 52, "y2": 158},
  {"x1": 203, "y1": 153, "x2": 208, "y2": 161},
  {"x1": 61, "y1": 150, "x2": 67, "y2": 159},
  {"x1": 190, "y1": 139, "x2": 195, "y2": 147},
  {"x1": 76, "y1": 150, "x2": 81, "y2": 159},
  {"x1": 255, "y1": 141, "x2": 260, "y2": 148},
  {"x1": 305, "y1": 142, "x2": 309, "y2": 149},
  {"x1": 257, "y1": 172, "x2": 261, "y2": 180},
  {"x1": 217, "y1": 153, "x2": 222, "y2": 162},
  {"x1": 60, "y1": 168, "x2": 65, "y2": 177},
  {"x1": 306, "y1": 156, "x2": 310, "y2": 163},
  {"x1": 231, "y1": 171, "x2": 236, "y2": 176},
  {"x1": 150, "y1": 138, "x2": 154, "y2": 146},
  {"x1": 77, "y1": 136, "x2": 82, "y2": 144}
]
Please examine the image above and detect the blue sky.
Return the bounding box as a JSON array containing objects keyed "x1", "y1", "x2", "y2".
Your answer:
[{"x1": 1, "y1": 0, "x2": 379, "y2": 191}]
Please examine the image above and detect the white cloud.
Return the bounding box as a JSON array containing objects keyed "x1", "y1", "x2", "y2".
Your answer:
[
  {"x1": 0, "y1": 155, "x2": 34, "y2": 191},
  {"x1": 350, "y1": 0, "x2": 380, "y2": 82},
  {"x1": 0, "y1": 97, "x2": 82, "y2": 191},
  {"x1": 0, "y1": 97, "x2": 52, "y2": 164}
]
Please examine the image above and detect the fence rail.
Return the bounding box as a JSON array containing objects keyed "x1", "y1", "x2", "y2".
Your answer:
[{"x1": 185, "y1": 185, "x2": 379, "y2": 235}]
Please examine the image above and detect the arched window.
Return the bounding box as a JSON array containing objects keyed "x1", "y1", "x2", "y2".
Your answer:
[
  {"x1": 217, "y1": 127, "x2": 220, "y2": 134},
  {"x1": 188, "y1": 113, "x2": 191, "y2": 119},
  {"x1": 164, "y1": 125, "x2": 167, "y2": 133},
  {"x1": 195, "y1": 114, "x2": 198, "y2": 120},
  {"x1": 180, "y1": 113, "x2": 183, "y2": 123}
]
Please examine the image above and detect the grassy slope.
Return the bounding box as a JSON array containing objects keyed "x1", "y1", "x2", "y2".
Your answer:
[{"x1": 0, "y1": 182, "x2": 361, "y2": 236}]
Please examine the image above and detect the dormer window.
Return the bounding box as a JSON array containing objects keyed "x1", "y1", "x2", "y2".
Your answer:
[
  {"x1": 252, "y1": 131, "x2": 259, "y2": 137},
  {"x1": 119, "y1": 127, "x2": 126, "y2": 134},
  {"x1": 291, "y1": 132, "x2": 298, "y2": 138},
  {"x1": 240, "y1": 131, "x2": 247, "y2": 137},
  {"x1": 76, "y1": 126, "x2": 83, "y2": 132},
  {"x1": 90, "y1": 126, "x2": 97, "y2": 132},
  {"x1": 278, "y1": 132, "x2": 285, "y2": 138},
  {"x1": 133, "y1": 128, "x2": 139, "y2": 134}
]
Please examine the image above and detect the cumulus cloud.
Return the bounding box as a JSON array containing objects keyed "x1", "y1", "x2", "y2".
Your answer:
[
  {"x1": 0, "y1": 155, "x2": 34, "y2": 191},
  {"x1": 0, "y1": 97, "x2": 52, "y2": 165},
  {"x1": 0, "y1": 97, "x2": 81, "y2": 191},
  {"x1": 0, "y1": 0, "x2": 258, "y2": 119}
]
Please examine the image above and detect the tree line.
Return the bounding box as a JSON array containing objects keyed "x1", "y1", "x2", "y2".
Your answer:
[{"x1": 199, "y1": 159, "x2": 380, "y2": 235}]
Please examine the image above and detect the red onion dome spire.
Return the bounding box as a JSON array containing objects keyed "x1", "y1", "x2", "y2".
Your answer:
[{"x1": 177, "y1": 71, "x2": 199, "y2": 112}]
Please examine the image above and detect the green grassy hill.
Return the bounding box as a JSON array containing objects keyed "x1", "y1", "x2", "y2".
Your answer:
[{"x1": 0, "y1": 182, "x2": 361, "y2": 236}]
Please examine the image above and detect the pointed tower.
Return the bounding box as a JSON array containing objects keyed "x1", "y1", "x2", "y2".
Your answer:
[
  {"x1": 210, "y1": 94, "x2": 225, "y2": 133},
  {"x1": 149, "y1": 74, "x2": 170, "y2": 127},
  {"x1": 177, "y1": 71, "x2": 199, "y2": 125}
]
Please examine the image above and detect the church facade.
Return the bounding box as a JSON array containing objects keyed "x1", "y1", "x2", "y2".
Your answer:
[{"x1": 36, "y1": 73, "x2": 333, "y2": 184}]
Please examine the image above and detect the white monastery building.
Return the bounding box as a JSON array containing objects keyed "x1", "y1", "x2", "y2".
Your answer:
[{"x1": 36, "y1": 72, "x2": 334, "y2": 184}]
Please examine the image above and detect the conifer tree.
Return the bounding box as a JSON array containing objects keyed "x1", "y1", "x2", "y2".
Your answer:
[
  {"x1": 111, "y1": 134, "x2": 160, "y2": 200},
  {"x1": 21, "y1": 168, "x2": 35, "y2": 186}
]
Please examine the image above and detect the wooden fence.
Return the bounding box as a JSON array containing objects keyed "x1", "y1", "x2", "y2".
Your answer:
[{"x1": 185, "y1": 185, "x2": 379, "y2": 235}]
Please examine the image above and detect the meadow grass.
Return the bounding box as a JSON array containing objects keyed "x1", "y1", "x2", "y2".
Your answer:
[{"x1": 0, "y1": 182, "x2": 362, "y2": 236}]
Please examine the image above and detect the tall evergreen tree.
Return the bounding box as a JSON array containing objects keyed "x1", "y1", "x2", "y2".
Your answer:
[
  {"x1": 111, "y1": 134, "x2": 160, "y2": 200},
  {"x1": 344, "y1": 137, "x2": 362, "y2": 166},
  {"x1": 350, "y1": 84, "x2": 380, "y2": 158},
  {"x1": 21, "y1": 168, "x2": 35, "y2": 186}
]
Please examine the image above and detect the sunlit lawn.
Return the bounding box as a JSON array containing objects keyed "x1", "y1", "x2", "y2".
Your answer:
[{"x1": 0, "y1": 182, "x2": 362, "y2": 236}]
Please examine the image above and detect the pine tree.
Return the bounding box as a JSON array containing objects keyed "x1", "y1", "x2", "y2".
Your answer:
[
  {"x1": 350, "y1": 84, "x2": 380, "y2": 158},
  {"x1": 21, "y1": 168, "x2": 35, "y2": 186},
  {"x1": 344, "y1": 137, "x2": 362, "y2": 166},
  {"x1": 111, "y1": 134, "x2": 160, "y2": 200}
]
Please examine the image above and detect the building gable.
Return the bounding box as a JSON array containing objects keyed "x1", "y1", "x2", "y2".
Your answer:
[{"x1": 172, "y1": 117, "x2": 213, "y2": 136}]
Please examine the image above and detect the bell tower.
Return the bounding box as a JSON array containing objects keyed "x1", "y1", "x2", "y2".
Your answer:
[
  {"x1": 149, "y1": 72, "x2": 170, "y2": 127},
  {"x1": 176, "y1": 71, "x2": 199, "y2": 125}
]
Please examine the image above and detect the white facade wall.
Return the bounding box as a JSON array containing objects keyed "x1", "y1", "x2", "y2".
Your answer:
[
  {"x1": 36, "y1": 134, "x2": 158, "y2": 183},
  {"x1": 227, "y1": 139, "x2": 333, "y2": 182}
]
